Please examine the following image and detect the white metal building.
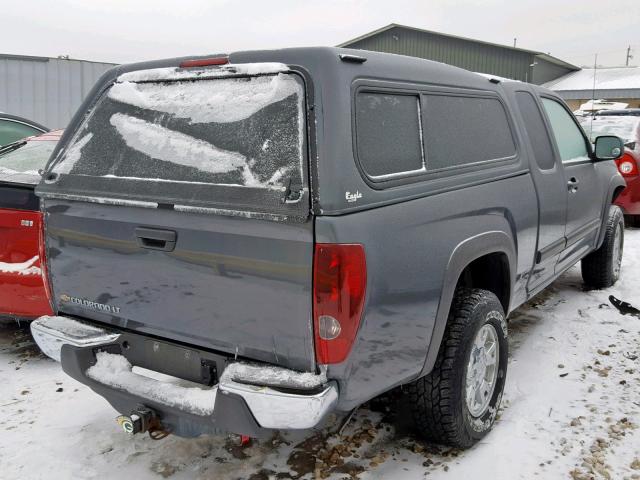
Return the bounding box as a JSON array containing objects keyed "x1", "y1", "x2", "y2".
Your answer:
[
  {"x1": 544, "y1": 66, "x2": 640, "y2": 111},
  {"x1": 0, "y1": 53, "x2": 116, "y2": 130}
]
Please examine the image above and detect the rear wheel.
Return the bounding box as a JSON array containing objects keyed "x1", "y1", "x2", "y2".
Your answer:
[
  {"x1": 406, "y1": 288, "x2": 508, "y2": 448},
  {"x1": 582, "y1": 206, "x2": 624, "y2": 289}
]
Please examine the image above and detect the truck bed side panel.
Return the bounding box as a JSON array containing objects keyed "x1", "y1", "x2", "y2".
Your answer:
[{"x1": 316, "y1": 174, "x2": 537, "y2": 411}]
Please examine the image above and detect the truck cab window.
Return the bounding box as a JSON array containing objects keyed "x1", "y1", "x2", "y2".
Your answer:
[
  {"x1": 515, "y1": 92, "x2": 556, "y2": 170},
  {"x1": 541, "y1": 98, "x2": 589, "y2": 163}
]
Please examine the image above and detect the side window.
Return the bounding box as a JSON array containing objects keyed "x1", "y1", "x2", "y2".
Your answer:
[
  {"x1": 355, "y1": 92, "x2": 424, "y2": 178},
  {"x1": 422, "y1": 94, "x2": 516, "y2": 170},
  {"x1": 541, "y1": 98, "x2": 589, "y2": 163},
  {"x1": 515, "y1": 92, "x2": 556, "y2": 170}
]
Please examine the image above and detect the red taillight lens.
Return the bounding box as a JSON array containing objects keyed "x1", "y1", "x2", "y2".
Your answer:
[
  {"x1": 617, "y1": 153, "x2": 638, "y2": 177},
  {"x1": 179, "y1": 56, "x2": 229, "y2": 68},
  {"x1": 313, "y1": 244, "x2": 367, "y2": 364},
  {"x1": 38, "y1": 213, "x2": 54, "y2": 310}
]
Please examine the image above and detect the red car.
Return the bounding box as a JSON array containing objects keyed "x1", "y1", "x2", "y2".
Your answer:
[
  {"x1": 0, "y1": 130, "x2": 62, "y2": 319},
  {"x1": 582, "y1": 116, "x2": 640, "y2": 226}
]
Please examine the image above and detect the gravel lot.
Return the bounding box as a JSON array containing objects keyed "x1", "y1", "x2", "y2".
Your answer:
[{"x1": 2, "y1": 229, "x2": 639, "y2": 480}]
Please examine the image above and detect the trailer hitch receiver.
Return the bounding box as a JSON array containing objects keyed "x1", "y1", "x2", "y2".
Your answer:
[{"x1": 116, "y1": 405, "x2": 170, "y2": 440}]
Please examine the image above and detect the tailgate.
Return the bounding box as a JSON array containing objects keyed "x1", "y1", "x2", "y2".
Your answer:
[
  {"x1": 43, "y1": 201, "x2": 314, "y2": 371},
  {"x1": 37, "y1": 63, "x2": 315, "y2": 371}
]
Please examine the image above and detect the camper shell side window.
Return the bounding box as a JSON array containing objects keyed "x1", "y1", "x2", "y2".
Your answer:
[{"x1": 352, "y1": 81, "x2": 519, "y2": 189}]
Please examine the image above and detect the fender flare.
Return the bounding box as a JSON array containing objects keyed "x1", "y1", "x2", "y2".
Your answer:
[
  {"x1": 596, "y1": 174, "x2": 626, "y2": 249},
  {"x1": 418, "y1": 230, "x2": 516, "y2": 377}
]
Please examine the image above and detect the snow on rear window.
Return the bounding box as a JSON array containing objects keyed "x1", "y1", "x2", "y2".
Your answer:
[
  {"x1": 53, "y1": 133, "x2": 92, "y2": 175},
  {"x1": 50, "y1": 70, "x2": 305, "y2": 193},
  {"x1": 109, "y1": 113, "x2": 247, "y2": 174},
  {"x1": 108, "y1": 70, "x2": 298, "y2": 124}
]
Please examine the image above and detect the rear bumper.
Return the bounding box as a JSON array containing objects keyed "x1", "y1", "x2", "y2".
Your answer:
[
  {"x1": 31, "y1": 315, "x2": 120, "y2": 361},
  {"x1": 31, "y1": 316, "x2": 338, "y2": 437}
]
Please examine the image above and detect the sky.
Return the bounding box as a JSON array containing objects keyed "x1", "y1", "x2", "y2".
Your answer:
[{"x1": 3, "y1": 0, "x2": 639, "y2": 67}]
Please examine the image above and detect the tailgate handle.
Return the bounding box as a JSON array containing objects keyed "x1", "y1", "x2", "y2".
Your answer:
[{"x1": 135, "y1": 227, "x2": 177, "y2": 252}]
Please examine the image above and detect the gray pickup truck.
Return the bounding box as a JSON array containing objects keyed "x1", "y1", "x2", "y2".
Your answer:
[{"x1": 31, "y1": 47, "x2": 626, "y2": 448}]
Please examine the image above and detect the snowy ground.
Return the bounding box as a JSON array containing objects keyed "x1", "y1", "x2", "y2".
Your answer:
[{"x1": 2, "y1": 231, "x2": 640, "y2": 480}]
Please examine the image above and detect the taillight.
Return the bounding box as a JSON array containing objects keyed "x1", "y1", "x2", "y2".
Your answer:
[
  {"x1": 38, "y1": 213, "x2": 54, "y2": 310},
  {"x1": 313, "y1": 244, "x2": 366, "y2": 364},
  {"x1": 617, "y1": 153, "x2": 638, "y2": 177},
  {"x1": 179, "y1": 56, "x2": 229, "y2": 68}
]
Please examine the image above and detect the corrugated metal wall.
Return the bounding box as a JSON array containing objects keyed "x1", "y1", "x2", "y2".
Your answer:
[
  {"x1": 344, "y1": 26, "x2": 571, "y2": 84},
  {"x1": 0, "y1": 54, "x2": 115, "y2": 129},
  {"x1": 531, "y1": 60, "x2": 572, "y2": 85}
]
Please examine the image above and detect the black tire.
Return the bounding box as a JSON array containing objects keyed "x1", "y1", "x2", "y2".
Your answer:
[
  {"x1": 406, "y1": 288, "x2": 508, "y2": 448},
  {"x1": 582, "y1": 206, "x2": 624, "y2": 289}
]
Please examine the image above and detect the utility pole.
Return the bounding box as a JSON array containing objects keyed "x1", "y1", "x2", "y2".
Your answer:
[
  {"x1": 588, "y1": 54, "x2": 598, "y2": 133},
  {"x1": 513, "y1": 38, "x2": 517, "y2": 48},
  {"x1": 626, "y1": 46, "x2": 633, "y2": 66}
]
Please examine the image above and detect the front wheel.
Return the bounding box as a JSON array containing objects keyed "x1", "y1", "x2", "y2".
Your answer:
[
  {"x1": 582, "y1": 206, "x2": 624, "y2": 289},
  {"x1": 405, "y1": 288, "x2": 508, "y2": 448}
]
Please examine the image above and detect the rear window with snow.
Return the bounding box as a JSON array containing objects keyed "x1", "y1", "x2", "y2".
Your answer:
[{"x1": 47, "y1": 67, "x2": 307, "y2": 217}]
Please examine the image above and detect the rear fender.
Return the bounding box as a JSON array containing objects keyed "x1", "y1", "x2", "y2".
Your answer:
[
  {"x1": 418, "y1": 230, "x2": 516, "y2": 377},
  {"x1": 596, "y1": 174, "x2": 627, "y2": 249}
]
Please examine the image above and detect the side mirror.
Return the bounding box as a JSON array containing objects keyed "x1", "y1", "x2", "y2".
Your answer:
[{"x1": 594, "y1": 135, "x2": 624, "y2": 161}]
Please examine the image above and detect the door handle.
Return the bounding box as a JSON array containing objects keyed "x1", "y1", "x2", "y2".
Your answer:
[
  {"x1": 135, "y1": 227, "x2": 177, "y2": 252},
  {"x1": 567, "y1": 177, "x2": 579, "y2": 193}
]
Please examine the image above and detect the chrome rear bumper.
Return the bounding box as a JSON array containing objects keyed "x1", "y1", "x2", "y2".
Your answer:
[
  {"x1": 30, "y1": 315, "x2": 337, "y2": 431},
  {"x1": 31, "y1": 315, "x2": 120, "y2": 362},
  {"x1": 219, "y1": 377, "x2": 338, "y2": 429}
]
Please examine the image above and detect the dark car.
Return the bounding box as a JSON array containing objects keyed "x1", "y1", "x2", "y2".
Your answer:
[
  {"x1": 0, "y1": 113, "x2": 49, "y2": 147},
  {"x1": 595, "y1": 108, "x2": 640, "y2": 117},
  {"x1": 0, "y1": 130, "x2": 62, "y2": 320},
  {"x1": 31, "y1": 48, "x2": 625, "y2": 448}
]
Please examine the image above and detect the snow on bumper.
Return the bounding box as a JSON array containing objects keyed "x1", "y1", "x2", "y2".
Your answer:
[
  {"x1": 31, "y1": 315, "x2": 120, "y2": 362},
  {"x1": 219, "y1": 368, "x2": 338, "y2": 429},
  {"x1": 30, "y1": 315, "x2": 337, "y2": 430}
]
